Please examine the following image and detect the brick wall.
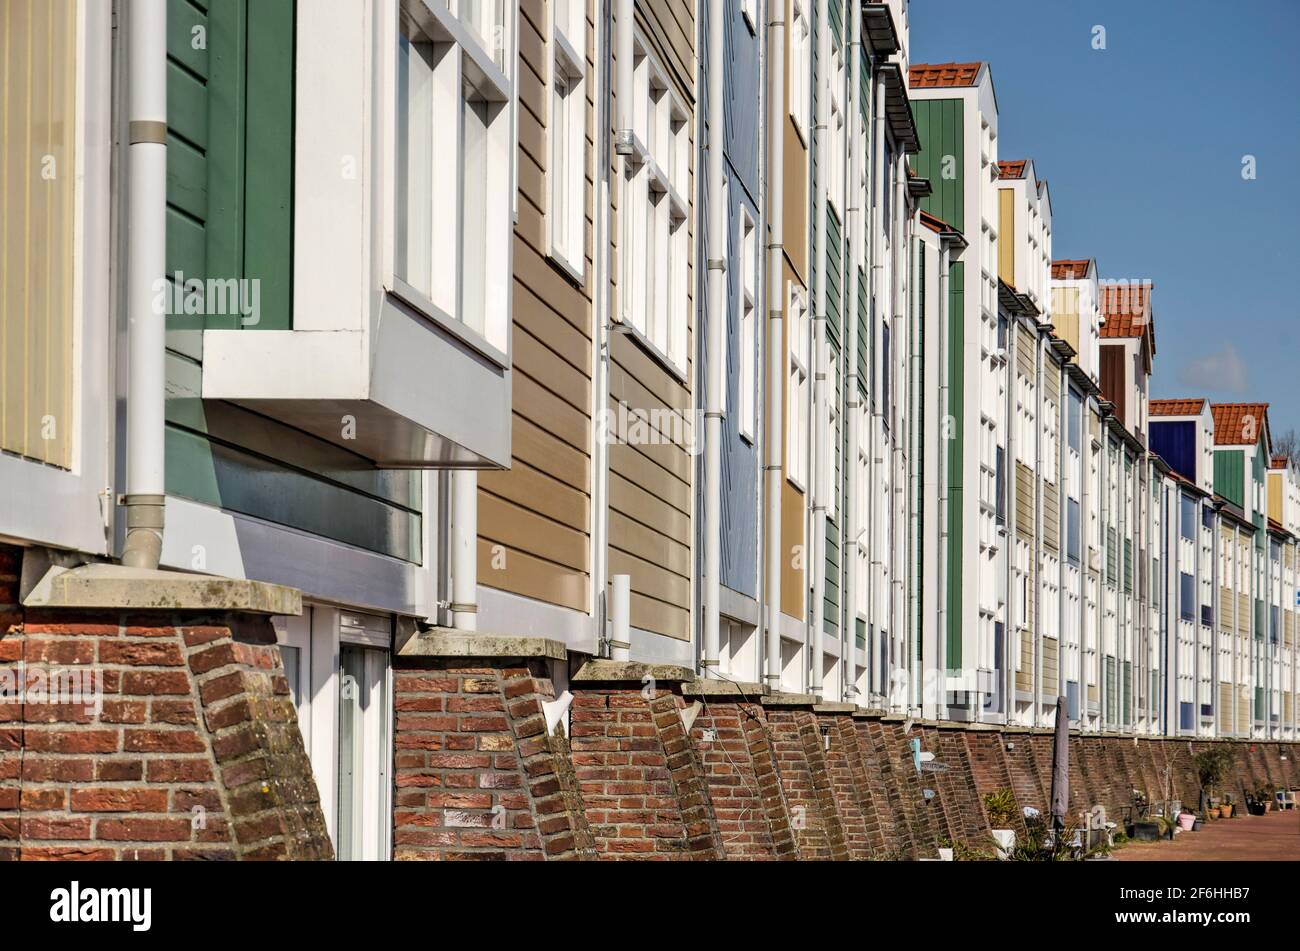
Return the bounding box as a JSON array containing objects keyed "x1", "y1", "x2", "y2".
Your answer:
[
  {"x1": 0, "y1": 544, "x2": 330, "y2": 860},
  {"x1": 391, "y1": 658, "x2": 593, "y2": 860}
]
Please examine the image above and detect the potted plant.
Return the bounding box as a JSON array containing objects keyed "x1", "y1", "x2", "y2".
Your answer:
[
  {"x1": 1220, "y1": 796, "x2": 1235, "y2": 819},
  {"x1": 1193, "y1": 747, "x2": 1233, "y2": 816},
  {"x1": 983, "y1": 788, "x2": 1018, "y2": 856},
  {"x1": 1207, "y1": 805, "x2": 1220, "y2": 820},
  {"x1": 1255, "y1": 784, "x2": 1276, "y2": 813},
  {"x1": 1177, "y1": 810, "x2": 1196, "y2": 832}
]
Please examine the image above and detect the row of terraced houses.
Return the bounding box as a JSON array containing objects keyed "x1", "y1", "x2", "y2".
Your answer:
[{"x1": 2, "y1": 0, "x2": 1298, "y2": 861}]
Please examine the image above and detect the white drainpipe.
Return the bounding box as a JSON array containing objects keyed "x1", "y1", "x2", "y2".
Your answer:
[
  {"x1": 591, "y1": 0, "x2": 612, "y2": 653},
  {"x1": 889, "y1": 138, "x2": 906, "y2": 708},
  {"x1": 702, "y1": 0, "x2": 725, "y2": 677},
  {"x1": 841, "y1": 14, "x2": 863, "y2": 703},
  {"x1": 863, "y1": 69, "x2": 886, "y2": 699},
  {"x1": 451, "y1": 471, "x2": 478, "y2": 630},
  {"x1": 907, "y1": 225, "x2": 922, "y2": 712},
  {"x1": 610, "y1": 573, "x2": 631, "y2": 661},
  {"x1": 763, "y1": 0, "x2": 786, "y2": 687},
  {"x1": 936, "y1": 239, "x2": 950, "y2": 721},
  {"x1": 809, "y1": 0, "x2": 830, "y2": 696},
  {"x1": 122, "y1": 0, "x2": 169, "y2": 570}
]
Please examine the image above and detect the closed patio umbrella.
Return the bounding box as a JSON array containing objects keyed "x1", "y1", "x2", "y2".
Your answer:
[{"x1": 1050, "y1": 695, "x2": 1069, "y2": 832}]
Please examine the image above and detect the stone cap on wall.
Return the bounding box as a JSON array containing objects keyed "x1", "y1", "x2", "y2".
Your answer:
[
  {"x1": 398, "y1": 627, "x2": 568, "y2": 661},
  {"x1": 22, "y1": 563, "x2": 301, "y2": 615},
  {"x1": 572, "y1": 659, "x2": 695, "y2": 684}
]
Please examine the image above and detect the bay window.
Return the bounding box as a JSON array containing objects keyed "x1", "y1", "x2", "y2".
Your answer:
[
  {"x1": 548, "y1": 0, "x2": 586, "y2": 278},
  {"x1": 738, "y1": 204, "x2": 757, "y2": 441},
  {"x1": 788, "y1": 0, "x2": 810, "y2": 142},
  {"x1": 395, "y1": 0, "x2": 514, "y2": 355},
  {"x1": 621, "y1": 35, "x2": 690, "y2": 372},
  {"x1": 787, "y1": 285, "x2": 810, "y2": 489}
]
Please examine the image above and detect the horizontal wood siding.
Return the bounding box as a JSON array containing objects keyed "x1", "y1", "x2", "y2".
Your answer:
[
  {"x1": 1016, "y1": 462, "x2": 1036, "y2": 538},
  {"x1": 478, "y1": 0, "x2": 596, "y2": 613},
  {"x1": 1043, "y1": 481, "x2": 1060, "y2": 553},
  {"x1": 600, "y1": 0, "x2": 696, "y2": 638}
]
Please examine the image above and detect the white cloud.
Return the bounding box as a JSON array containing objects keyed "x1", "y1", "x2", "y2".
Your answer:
[{"x1": 1177, "y1": 342, "x2": 1249, "y2": 395}]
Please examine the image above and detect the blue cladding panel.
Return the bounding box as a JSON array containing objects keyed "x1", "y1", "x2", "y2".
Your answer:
[{"x1": 1150, "y1": 420, "x2": 1197, "y2": 483}]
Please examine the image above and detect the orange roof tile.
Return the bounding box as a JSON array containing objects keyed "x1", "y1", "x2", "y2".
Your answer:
[
  {"x1": 909, "y1": 62, "x2": 982, "y2": 88},
  {"x1": 1211, "y1": 403, "x2": 1270, "y2": 447},
  {"x1": 919, "y1": 210, "x2": 958, "y2": 235},
  {"x1": 1150, "y1": 399, "x2": 1206, "y2": 417},
  {"x1": 1271, "y1": 456, "x2": 1291, "y2": 469},
  {"x1": 1099, "y1": 283, "x2": 1156, "y2": 355},
  {"x1": 997, "y1": 160, "x2": 1026, "y2": 179},
  {"x1": 1051, "y1": 259, "x2": 1090, "y2": 280}
]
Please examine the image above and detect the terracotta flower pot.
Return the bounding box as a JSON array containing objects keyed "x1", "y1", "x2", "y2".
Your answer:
[
  {"x1": 1207, "y1": 807, "x2": 1220, "y2": 819},
  {"x1": 1220, "y1": 804, "x2": 1234, "y2": 818}
]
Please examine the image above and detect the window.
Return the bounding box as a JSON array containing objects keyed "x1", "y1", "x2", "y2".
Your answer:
[
  {"x1": 621, "y1": 36, "x2": 690, "y2": 371},
  {"x1": 741, "y1": 0, "x2": 757, "y2": 33},
  {"x1": 880, "y1": 320, "x2": 892, "y2": 429},
  {"x1": 278, "y1": 607, "x2": 392, "y2": 861},
  {"x1": 822, "y1": 348, "x2": 838, "y2": 520},
  {"x1": 1067, "y1": 389, "x2": 1082, "y2": 453},
  {"x1": 1180, "y1": 494, "x2": 1196, "y2": 542},
  {"x1": 827, "y1": 49, "x2": 845, "y2": 215},
  {"x1": 1180, "y1": 572, "x2": 1195, "y2": 622},
  {"x1": 788, "y1": 0, "x2": 810, "y2": 141},
  {"x1": 1067, "y1": 498, "x2": 1081, "y2": 566},
  {"x1": 738, "y1": 204, "x2": 757, "y2": 441},
  {"x1": 995, "y1": 446, "x2": 1006, "y2": 525},
  {"x1": 787, "y1": 285, "x2": 810, "y2": 488},
  {"x1": 395, "y1": 2, "x2": 514, "y2": 354},
  {"x1": 548, "y1": 0, "x2": 586, "y2": 277}
]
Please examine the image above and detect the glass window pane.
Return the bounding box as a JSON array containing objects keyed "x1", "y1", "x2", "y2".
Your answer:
[
  {"x1": 461, "y1": 90, "x2": 491, "y2": 338},
  {"x1": 396, "y1": 34, "x2": 435, "y2": 297}
]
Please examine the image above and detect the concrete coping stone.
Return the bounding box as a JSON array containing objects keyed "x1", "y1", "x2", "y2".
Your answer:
[
  {"x1": 399, "y1": 628, "x2": 567, "y2": 661},
  {"x1": 571, "y1": 659, "x2": 696, "y2": 684},
  {"x1": 812, "y1": 702, "x2": 858, "y2": 713},
  {"x1": 761, "y1": 691, "x2": 822, "y2": 708},
  {"x1": 22, "y1": 563, "x2": 301, "y2": 616},
  {"x1": 681, "y1": 678, "x2": 768, "y2": 699},
  {"x1": 851, "y1": 707, "x2": 885, "y2": 719}
]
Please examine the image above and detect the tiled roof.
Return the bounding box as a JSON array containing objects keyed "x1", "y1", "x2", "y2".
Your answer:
[
  {"x1": 909, "y1": 62, "x2": 982, "y2": 88},
  {"x1": 919, "y1": 210, "x2": 958, "y2": 235},
  {"x1": 1099, "y1": 283, "x2": 1155, "y2": 352},
  {"x1": 1271, "y1": 456, "x2": 1292, "y2": 469},
  {"x1": 1051, "y1": 259, "x2": 1090, "y2": 280},
  {"x1": 1211, "y1": 403, "x2": 1270, "y2": 447},
  {"x1": 997, "y1": 160, "x2": 1026, "y2": 179},
  {"x1": 1149, "y1": 398, "x2": 1205, "y2": 417}
]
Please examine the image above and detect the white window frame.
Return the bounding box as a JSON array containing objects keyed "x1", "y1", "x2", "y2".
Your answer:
[
  {"x1": 620, "y1": 33, "x2": 690, "y2": 374},
  {"x1": 548, "y1": 0, "x2": 586, "y2": 281},
  {"x1": 741, "y1": 0, "x2": 757, "y2": 34},
  {"x1": 275, "y1": 606, "x2": 394, "y2": 862},
  {"x1": 787, "y1": 284, "x2": 809, "y2": 489},
  {"x1": 827, "y1": 48, "x2": 845, "y2": 216},
  {"x1": 738, "y1": 202, "x2": 757, "y2": 442},
  {"x1": 788, "y1": 0, "x2": 810, "y2": 143},
  {"x1": 390, "y1": 0, "x2": 516, "y2": 361},
  {"x1": 822, "y1": 343, "x2": 838, "y2": 521}
]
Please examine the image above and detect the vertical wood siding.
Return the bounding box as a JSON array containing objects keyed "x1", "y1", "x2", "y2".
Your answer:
[{"x1": 1, "y1": 0, "x2": 76, "y2": 468}]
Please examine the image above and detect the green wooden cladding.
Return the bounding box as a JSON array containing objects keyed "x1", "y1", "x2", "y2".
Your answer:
[
  {"x1": 913, "y1": 98, "x2": 964, "y2": 233},
  {"x1": 946, "y1": 261, "x2": 964, "y2": 666},
  {"x1": 1215, "y1": 450, "x2": 1245, "y2": 509},
  {"x1": 165, "y1": 0, "x2": 293, "y2": 333}
]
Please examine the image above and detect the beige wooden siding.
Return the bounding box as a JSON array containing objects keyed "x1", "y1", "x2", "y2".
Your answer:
[
  {"x1": 602, "y1": 0, "x2": 696, "y2": 640},
  {"x1": 478, "y1": 0, "x2": 596, "y2": 614},
  {"x1": 1043, "y1": 480, "x2": 1060, "y2": 553},
  {"x1": 1218, "y1": 682, "x2": 1232, "y2": 733},
  {"x1": 1219, "y1": 586, "x2": 1234, "y2": 629},
  {"x1": 1016, "y1": 461, "x2": 1036, "y2": 538},
  {"x1": 1016, "y1": 325, "x2": 1035, "y2": 379},
  {"x1": 1016, "y1": 631, "x2": 1032, "y2": 692},
  {"x1": 1286, "y1": 608, "x2": 1295, "y2": 648},
  {"x1": 1, "y1": 0, "x2": 76, "y2": 468},
  {"x1": 780, "y1": 259, "x2": 805, "y2": 621},
  {"x1": 997, "y1": 188, "x2": 1014, "y2": 285},
  {"x1": 1044, "y1": 364, "x2": 1060, "y2": 404},
  {"x1": 1042, "y1": 636, "x2": 1059, "y2": 694},
  {"x1": 1051, "y1": 287, "x2": 1080, "y2": 356},
  {"x1": 1087, "y1": 683, "x2": 1098, "y2": 703},
  {"x1": 1238, "y1": 685, "x2": 1250, "y2": 729}
]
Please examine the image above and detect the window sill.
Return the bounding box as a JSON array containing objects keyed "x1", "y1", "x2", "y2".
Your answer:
[
  {"x1": 611, "y1": 317, "x2": 687, "y2": 385},
  {"x1": 546, "y1": 241, "x2": 586, "y2": 288},
  {"x1": 389, "y1": 276, "x2": 510, "y2": 371}
]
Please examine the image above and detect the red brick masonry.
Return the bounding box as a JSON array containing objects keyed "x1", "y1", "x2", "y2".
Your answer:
[{"x1": 0, "y1": 545, "x2": 331, "y2": 860}]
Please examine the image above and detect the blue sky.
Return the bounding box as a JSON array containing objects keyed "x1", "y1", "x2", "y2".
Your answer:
[{"x1": 910, "y1": 0, "x2": 1300, "y2": 439}]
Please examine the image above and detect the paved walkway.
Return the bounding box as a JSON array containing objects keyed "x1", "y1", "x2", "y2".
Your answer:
[{"x1": 1115, "y1": 808, "x2": 1300, "y2": 860}]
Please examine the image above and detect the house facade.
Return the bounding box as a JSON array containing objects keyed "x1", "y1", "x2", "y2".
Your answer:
[{"x1": 2, "y1": 0, "x2": 1296, "y2": 863}]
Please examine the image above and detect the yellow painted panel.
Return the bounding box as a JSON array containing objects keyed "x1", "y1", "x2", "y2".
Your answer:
[
  {"x1": 780, "y1": 477, "x2": 805, "y2": 620},
  {"x1": 998, "y1": 188, "x2": 1015, "y2": 286},
  {"x1": 1269, "y1": 476, "x2": 1283, "y2": 524},
  {"x1": 1, "y1": 0, "x2": 76, "y2": 468}
]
